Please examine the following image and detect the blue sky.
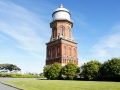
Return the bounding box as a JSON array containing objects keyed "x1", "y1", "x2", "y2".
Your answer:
[{"x1": 0, "y1": 0, "x2": 120, "y2": 73}]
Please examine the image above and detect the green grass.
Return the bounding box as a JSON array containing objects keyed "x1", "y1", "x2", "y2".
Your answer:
[{"x1": 4, "y1": 80, "x2": 120, "y2": 90}]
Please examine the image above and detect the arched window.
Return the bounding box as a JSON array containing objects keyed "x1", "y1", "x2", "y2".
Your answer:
[
  {"x1": 68, "y1": 27, "x2": 71, "y2": 38},
  {"x1": 74, "y1": 48, "x2": 76, "y2": 56},
  {"x1": 57, "y1": 46, "x2": 60, "y2": 53},
  {"x1": 48, "y1": 49, "x2": 50, "y2": 56},
  {"x1": 52, "y1": 48, "x2": 55, "y2": 57},
  {"x1": 64, "y1": 46, "x2": 66, "y2": 55},
  {"x1": 69, "y1": 47, "x2": 71, "y2": 56},
  {"x1": 60, "y1": 27, "x2": 64, "y2": 35},
  {"x1": 54, "y1": 30, "x2": 56, "y2": 37}
]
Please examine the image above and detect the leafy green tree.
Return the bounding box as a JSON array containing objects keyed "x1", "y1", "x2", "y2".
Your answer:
[
  {"x1": 43, "y1": 65, "x2": 51, "y2": 79},
  {"x1": 48, "y1": 63, "x2": 62, "y2": 80},
  {"x1": 61, "y1": 62, "x2": 80, "y2": 80},
  {"x1": 6, "y1": 64, "x2": 21, "y2": 71},
  {"x1": 100, "y1": 58, "x2": 120, "y2": 80},
  {"x1": 0, "y1": 64, "x2": 21, "y2": 72},
  {"x1": 43, "y1": 63, "x2": 62, "y2": 80},
  {"x1": 81, "y1": 60, "x2": 101, "y2": 80}
]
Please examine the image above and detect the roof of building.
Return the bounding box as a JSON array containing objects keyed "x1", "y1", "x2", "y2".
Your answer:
[
  {"x1": 54, "y1": 4, "x2": 69, "y2": 13},
  {"x1": 52, "y1": 4, "x2": 71, "y2": 21}
]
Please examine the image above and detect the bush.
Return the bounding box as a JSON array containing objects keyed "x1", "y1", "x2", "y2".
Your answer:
[
  {"x1": 99, "y1": 58, "x2": 120, "y2": 81},
  {"x1": 0, "y1": 73, "x2": 12, "y2": 77},
  {"x1": 61, "y1": 62, "x2": 80, "y2": 80},
  {"x1": 43, "y1": 63, "x2": 62, "y2": 80},
  {"x1": 81, "y1": 60, "x2": 102, "y2": 80},
  {"x1": 11, "y1": 74, "x2": 22, "y2": 78},
  {"x1": 0, "y1": 73, "x2": 44, "y2": 78}
]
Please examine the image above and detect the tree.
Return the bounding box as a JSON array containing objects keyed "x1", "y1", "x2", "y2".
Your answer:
[
  {"x1": 6, "y1": 64, "x2": 21, "y2": 72},
  {"x1": 48, "y1": 63, "x2": 62, "y2": 80},
  {"x1": 0, "y1": 64, "x2": 21, "y2": 72},
  {"x1": 99, "y1": 58, "x2": 120, "y2": 81},
  {"x1": 81, "y1": 60, "x2": 101, "y2": 80},
  {"x1": 43, "y1": 65, "x2": 51, "y2": 79},
  {"x1": 43, "y1": 63, "x2": 62, "y2": 80},
  {"x1": 61, "y1": 62, "x2": 80, "y2": 80}
]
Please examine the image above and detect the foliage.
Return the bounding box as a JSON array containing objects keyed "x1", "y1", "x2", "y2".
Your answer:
[
  {"x1": 0, "y1": 73, "x2": 44, "y2": 78},
  {"x1": 43, "y1": 65, "x2": 51, "y2": 79},
  {"x1": 99, "y1": 58, "x2": 120, "y2": 80},
  {"x1": 0, "y1": 73, "x2": 12, "y2": 77},
  {"x1": 48, "y1": 63, "x2": 62, "y2": 80},
  {"x1": 0, "y1": 64, "x2": 21, "y2": 72},
  {"x1": 43, "y1": 62, "x2": 79, "y2": 80},
  {"x1": 4, "y1": 80, "x2": 120, "y2": 90},
  {"x1": 61, "y1": 62, "x2": 80, "y2": 80},
  {"x1": 43, "y1": 63, "x2": 62, "y2": 80},
  {"x1": 81, "y1": 60, "x2": 102, "y2": 80}
]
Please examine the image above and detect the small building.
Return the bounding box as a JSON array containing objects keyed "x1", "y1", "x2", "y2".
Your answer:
[{"x1": 46, "y1": 4, "x2": 78, "y2": 66}]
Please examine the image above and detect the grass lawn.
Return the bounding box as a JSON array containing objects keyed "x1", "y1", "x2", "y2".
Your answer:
[{"x1": 4, "y1": 80, "x2": 120, "y2": 90}]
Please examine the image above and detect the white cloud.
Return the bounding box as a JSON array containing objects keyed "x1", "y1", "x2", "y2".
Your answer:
[
  {"x1": 0, "y1": 1, "x2": 50, "y2": 56},
  {"x1": 0, "y1": 1, "x2": 54, "y2": 73},
  {"x1": 91, "y1": 23, "x2": 120, "y2": 61}
]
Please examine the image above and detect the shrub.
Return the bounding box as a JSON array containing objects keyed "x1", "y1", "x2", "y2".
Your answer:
[{"x1": 81, "y1": 60, "x2": 101, "y2": 80}]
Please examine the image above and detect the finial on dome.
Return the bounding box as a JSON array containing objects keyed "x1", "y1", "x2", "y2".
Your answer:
[{"x1": 60, "y1": 4, "x2": 63, "y2": 8}]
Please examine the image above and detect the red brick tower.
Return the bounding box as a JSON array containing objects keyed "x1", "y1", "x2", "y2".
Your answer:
[{"x1": 46, "y1": 4, "x2": 78, "y2": 66}]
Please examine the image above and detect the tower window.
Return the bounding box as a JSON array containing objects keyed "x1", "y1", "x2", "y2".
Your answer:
[
  {"x1": 69, "y1": 47, "x2": 71, "y2": 56},
  {"x1": 68, "y1": 27, "x2": 71, "y2": 38},
  {"x1": 54, "y1": 30, "x2": 56, "y2": 37},
  {"x1": 64, "y1": 46, "x2": 66, "y2": 55},
  {"x1": 48, "y1": 49, "x2": 50, "y2": 56},
  {"x1": 74, "y1": 48, "x2": 76, "y2": 56},
  {"x1": 58, "y1": 46, "x2": 60, "y2": 53},
  {"x1": 53, "y1": 48, "x2": 55, "y2": 56},
  {"x1": 60, "y1": 27, "x2": 64, "y2": 35}
]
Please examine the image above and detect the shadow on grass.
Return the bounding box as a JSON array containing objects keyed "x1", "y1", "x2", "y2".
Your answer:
[
  {"x1": 37, "y1": 78, "x2": 47, "y2": 80},
  {"x1": 37, "y1": 78, "x2": 120, "y2": 82}
]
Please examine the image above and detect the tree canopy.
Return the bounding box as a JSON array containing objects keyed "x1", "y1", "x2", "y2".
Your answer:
[
  {"x1": 61, "y1": 62, "x2": 80, "y2": 80},
  {"x1": 43, "y1": 62, "x2": 79, "y2": 80},
  {"x1": 81, "y1": 60, "x2": 102, "y2": 80},
  {"x1": 43, "y1": 57, "x2": 120, "y2": 81},
  {"x1": 0, "y1": 64, "x2": 21, "y2": 72},
  {"x1": 99, "y1": 58, "x2": 120, "y2": 80},
  {"x1": 43, "y1": 63, "x2": 62, "y2": 80}
]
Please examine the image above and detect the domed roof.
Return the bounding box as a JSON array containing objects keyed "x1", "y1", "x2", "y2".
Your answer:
[
  {"x1": 54, "y1": 4, "x2": 70, "y2": 13},
  {"x1": 52, "y1": 4, "x2": 71, "y2": 21}
]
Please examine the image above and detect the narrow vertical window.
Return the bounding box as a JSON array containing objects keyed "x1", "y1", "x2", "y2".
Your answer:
[
  {"x1": 54, "y1": 30, "x2": 56, "y2": 37},
  {"x1": 53, "y1": 48, "x2": 55, "y2": 56},
  {"x1": 74, "y1": 48, "x2": 76, "y2": 56},
  {"x1": 60, "y1": 27, "x2": 64, "y2": 35},
  {"x1": 68, "y1": 27, "x2": 70, "y2": 38},
  {"x1": 69, "y1": 47, "x2": 71, "y2": 56},
  {"x1": 64, "y1": 46, "x2": 66, "y2": 55},
  {"x1": 48, "y1": 49, "x2": 50, "y2": 56},
  {"x1": 68, "y1": 28, "x2": 71, "y2": 38},
  {"x1": 58, "y1": 46, "x2": 60, "y2": 53}
]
